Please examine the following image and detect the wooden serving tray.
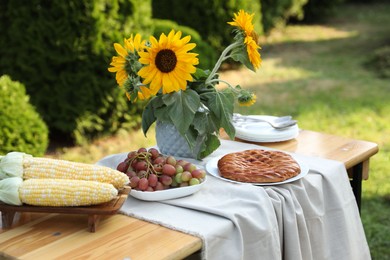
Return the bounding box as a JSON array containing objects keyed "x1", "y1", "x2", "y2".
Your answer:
[{"x1": 0, "y1": 186, "x2": 131, "y2": 232}]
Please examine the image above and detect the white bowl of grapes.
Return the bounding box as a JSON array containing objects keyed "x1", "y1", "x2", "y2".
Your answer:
[{"x1": 97, "y1": 147, "x2": 206, "y2": 201}]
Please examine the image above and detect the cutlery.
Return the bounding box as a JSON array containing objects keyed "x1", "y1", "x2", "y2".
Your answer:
[{"x1": 232, "y1": 113, "x2": 297, "y2": 129}]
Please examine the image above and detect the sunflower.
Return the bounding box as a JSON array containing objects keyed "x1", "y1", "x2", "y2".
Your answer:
[
  {"x1": 108, "y1": 53, "x2": 127, "y2": 87},
  {"x1": 228, "y1": 10, "x2": 262, "y2": 70},
  {"x1": 244, "y1": 35, "x2": 262, "y2": 69},
  {"x1": 237, "y1": 91, "x2": 257, "y2": 107},
  {"x1": 227, "y1": 9, "x2": 255, "y2": 36},
  {"x1": 109, "y1": 34, "x2": 155, "y2": 100},
  {"x1": 138, "y1": 30, "x2": 199, "y2": 94},
  {"x1": 108, "y1": 34, "x2": 144, "y2": 86}
]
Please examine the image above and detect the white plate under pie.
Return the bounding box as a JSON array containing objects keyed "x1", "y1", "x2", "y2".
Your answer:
[
  {"x1": 233, "y1": 115, "x2": 299, "y2": 142},
  {"x1": 205, "y1": 155, "x2": 309, "y2": 186}
]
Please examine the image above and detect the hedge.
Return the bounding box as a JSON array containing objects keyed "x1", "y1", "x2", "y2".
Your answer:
[
  {"x1": 301, "y1": 0, "x2": 346, "y2": 23},
  {"x1": 261, "y1": 0, "x2": 308, "y2": 33},
  {"x1": 365, "y1": 45, "x2": 390, "y2": 79},
  {"x1": 0, "y1": 75, "x2": 49, "y2": 156},
  {"x1": 0, "y1": 0, "x2": 152, "y2": 144}
]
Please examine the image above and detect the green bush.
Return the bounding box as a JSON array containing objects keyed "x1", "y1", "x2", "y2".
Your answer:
[
  {"x1": 261, "y1": 0, "x2": 308, "y2": 33},
  {"x1": 152, "y1": 19, "x2": 218, "y2": 69},
  {"x1": 365, "y1": 45, "x2": 390, "y2": 78},
  {"x1": 0, "y1": 75, "x2": 49, "y2": 156},
  {"x1": 0, "y1": 0, "x2": 152, "y2": 144},
  {"x1": 301, "y1": 0, "x2": 346, "y2": 23},
  {"x1": 152, "y1": 0, "x2": 262, "y2": 54}
]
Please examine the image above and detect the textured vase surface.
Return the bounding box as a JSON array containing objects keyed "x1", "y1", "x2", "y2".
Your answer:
[{"x1": 155, "y1": 121, "x2": 195, "y2": 158}]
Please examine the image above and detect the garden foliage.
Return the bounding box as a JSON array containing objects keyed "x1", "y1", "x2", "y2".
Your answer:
[
  {"x1": 152, "y1": 0, "x2": 262, "y2": 54},
  {"x1": 0, "y1": 75, "x2": 48, "y2": 156},
  {"x1": 0, "y1": 0, "x2": 349, "y2": 148},
  {"x1": 365, "y1": 45, "x2": 390, "y2": 79},
  {"x1": 301, "y1": 0, "x2": 346, "y2": 22},
  {"x1": 261, "y1": 0, "x2": 308, "y2": 33},
  {"x1": 0, "y1": 0, "x2": 151, "y2": 144}
]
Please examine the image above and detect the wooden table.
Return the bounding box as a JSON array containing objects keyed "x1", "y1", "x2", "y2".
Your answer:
[{"x1": 0, "y1": 130, "x2": 378, "y2": 260}]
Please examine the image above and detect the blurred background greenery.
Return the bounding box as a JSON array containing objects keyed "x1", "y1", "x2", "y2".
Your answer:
[
  {"x1": 0, "y1": 0, "x2": 389, "y2": 258},
  {"x1": 0, "y1": 0, "x2": 350, "y2": 149}
]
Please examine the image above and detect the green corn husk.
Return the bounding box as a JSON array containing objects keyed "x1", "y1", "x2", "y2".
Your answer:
[
  {"x1": 0, "y1": 152, "x2": 32, "y2": 179},
  {"x1": 0, "y1": 177, "x2": 23, "y2": 205}
]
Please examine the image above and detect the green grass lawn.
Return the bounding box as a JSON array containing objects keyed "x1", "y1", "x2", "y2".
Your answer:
[{"x1": 49, "y1": 3, "x2": 390, "y2": 259}]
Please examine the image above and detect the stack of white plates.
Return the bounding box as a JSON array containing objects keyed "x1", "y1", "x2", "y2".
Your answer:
[{"x1": 233, "y1": 115, "x2": 299, "y2": 142}]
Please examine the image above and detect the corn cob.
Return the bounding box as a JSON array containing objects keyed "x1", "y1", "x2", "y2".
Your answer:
[
  {"x1": 0, "y1": 177, "x2": 118, "y2": 206},
  {"x1": 0, "y1": 152, "x2": 129, "y2": 189}
]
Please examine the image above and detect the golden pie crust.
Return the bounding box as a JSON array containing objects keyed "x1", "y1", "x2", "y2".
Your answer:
[{"x1": 217, "y1": 149, "x2": 301, "y2": 183}]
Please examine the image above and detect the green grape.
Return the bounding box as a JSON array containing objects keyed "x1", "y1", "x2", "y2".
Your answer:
[
  {"x1": 189, "y1": 178, "x2": 200, "y2": 186},
  {"x1": 175, "y1": 172, "x2": 183, "y2": 184}
]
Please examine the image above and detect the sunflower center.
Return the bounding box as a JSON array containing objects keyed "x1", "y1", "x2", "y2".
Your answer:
[{"x1": 155, "y1": 49, "x2": 177, "y2": 73}]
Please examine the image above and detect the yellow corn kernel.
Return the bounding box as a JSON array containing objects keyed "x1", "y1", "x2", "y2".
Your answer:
[
  {"x1": 22, "y1": 157, "x2": 129, "y2": 189},
  {"x1": 19, "y1": 178, "x2": 118, "y2": 207}
]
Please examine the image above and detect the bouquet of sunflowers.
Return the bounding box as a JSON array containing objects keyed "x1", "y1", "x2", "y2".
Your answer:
[{"x1": 108, "y1": 10, "x2": 261, "y2": 159}]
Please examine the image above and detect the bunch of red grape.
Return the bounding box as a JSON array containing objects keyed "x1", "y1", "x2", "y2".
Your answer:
[{"x1": 116, "y1": 147, "x2": 206, "y2": 192}]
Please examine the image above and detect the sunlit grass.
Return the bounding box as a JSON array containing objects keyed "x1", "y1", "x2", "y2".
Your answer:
[{"x1": 47, "y1": 128, "x2": 156, "y2": 163}]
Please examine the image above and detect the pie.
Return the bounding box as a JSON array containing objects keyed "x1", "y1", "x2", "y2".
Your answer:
[{"x1": 217, "y1": 149, "x2": 301, "y2": 183}]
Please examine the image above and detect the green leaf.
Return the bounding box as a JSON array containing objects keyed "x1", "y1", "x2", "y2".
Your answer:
[
  {"x1": 193, "y1": 68, "x2": 210, "y2": 80},
  {"x1": 151, "y1": 96, "x2": 170, "y2": 122},
  {"x1": 183, "y1": 126, "x2": 198, "y2": 150},
  {"x1": 162, "y1": 89, "x2": 200, "y2": 135},
  {"x1": 200, "y1": 134, "x2": 220, "y2": 159},
  {"x1": 192, "y1": 112, "x2": 209, "y2": 135},
  {"x1": 230, "y1": 46, "x2": 256, "y2": 72},
  {"x1": 141, "y1": 107, "x2": 155, "y2": 136},
  {"x1": 141, "y1": 98, "x2": 158, "y2": 136},
  {"x1": 201, "y1": 90, "x2": 235, "y2": 139}
]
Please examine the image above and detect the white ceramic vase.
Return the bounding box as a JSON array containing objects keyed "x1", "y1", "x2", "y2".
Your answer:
[{"x1": 155, "y1": 120, "x2": 196, "y2": 158}]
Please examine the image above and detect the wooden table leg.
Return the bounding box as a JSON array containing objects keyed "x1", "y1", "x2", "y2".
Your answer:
[
  {"x1": 1, "y1": 210, "x2": 16, "y2": 229},
  {"x1": 88, "y1": 214, "x2": 101, "y2": 232},
  {"x1": 350, "y1": 162, "x2": 363, "y2": 213}
]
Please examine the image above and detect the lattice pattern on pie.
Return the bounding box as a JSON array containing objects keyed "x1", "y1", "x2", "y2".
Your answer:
[{"x1": 217, "y1": 149, "x2": 301, "y2": 183}]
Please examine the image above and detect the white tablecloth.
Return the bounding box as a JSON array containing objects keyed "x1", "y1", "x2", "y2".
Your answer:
[{"x1": 97, "y1": 140, "x2": 371, "y2": 260}]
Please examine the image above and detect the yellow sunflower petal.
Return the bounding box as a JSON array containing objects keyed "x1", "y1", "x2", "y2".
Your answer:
[
  {"x1": 149, "y1": 35, "x2": 159, "y2": 47},
  {"x1": 133, "y1": 33, "x2": 145, "y2": 50},
  {"x1": 116, "y1": 70, "x2": 128, "y2": 86},
  {"x1": 244, "y1": 35, "x2": 262, "y2": 69},
  {"x1": 125, "y1": 92, "x2": 131, "y2": 100},
  {"x1": 108, "y1": 66, "x2": 119, "y2": 72},
  {"x1": 167, "y1": 73, "x2": 179, "y2": 92},
  {"x1": 149, "y1": 76, "x2": 162, "y2": 93},
  {"x1": 171, "y1": 70, "x2": 190, "y2": 90},
  {"x1": 176, "y1": 43, "x2": 197, "y2": 53},
  {"x1": 159, "y1": 33, "x2": 169, "y2": 48},
  {"x1": 172, "y1": 30, "x2": 182, "y2": 42},
  {"x1": 138, "y1": 66, "x2": 157, "y2": 85},
  {"x1": 180, "y1": 35, "x2": 191, "y2": 45},
  {"x1": 228, "y1": 10, "x2": 255, "y2": 37},
  {"x1": 114, "y1": 43, "x2": 128, "y2": 58},
  {"x1": 161, "y1": 74, "x2": 174, "y2": 93},
  {"x1": 138, "y1": 86, "x2": 154, "y2": 100}
]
